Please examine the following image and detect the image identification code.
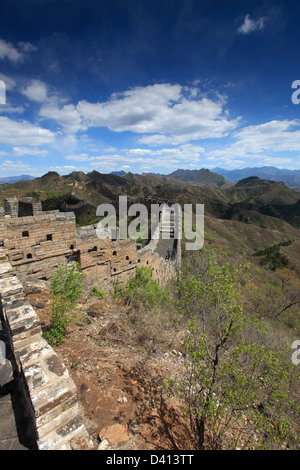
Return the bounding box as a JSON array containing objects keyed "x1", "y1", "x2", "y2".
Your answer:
[{"x1": 106, "y1": 454, "x2": 194, "y2": 466}]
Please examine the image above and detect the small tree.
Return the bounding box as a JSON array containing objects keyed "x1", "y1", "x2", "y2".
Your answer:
[
  {"x1": 168, "y1": 251, "x2": 299, "y2": 449},
  {"x1": 44, "y1": 262, "x2": 84, "y2": 345}
]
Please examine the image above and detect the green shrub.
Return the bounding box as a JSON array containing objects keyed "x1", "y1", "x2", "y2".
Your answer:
[
  {"x1": 43, "y1": 262, "x2": 84, "y2": 345},
  {"x1": 125, "y1": 266, "x2": 167, "y2": 307},
  {"x1": 90, "y1": 285, "x2": 106, "y2": 298},
  {"x1": 25, "y1": 190, "x2": 41, "y2": 200},
  {"x1": 252, "y1": 241, "x2": 292, "y2": 271}
]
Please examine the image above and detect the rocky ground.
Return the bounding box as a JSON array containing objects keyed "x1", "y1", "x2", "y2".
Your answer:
[{"x1": 25, "y1": 285, "x2": 196, "y2": 451}]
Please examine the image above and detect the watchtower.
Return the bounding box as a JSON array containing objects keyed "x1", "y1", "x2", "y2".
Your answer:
[{"x1": 4, "y1": 198, "x2": 42, "y2": 218}]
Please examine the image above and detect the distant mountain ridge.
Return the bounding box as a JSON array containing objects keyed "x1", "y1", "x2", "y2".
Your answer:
[
  {"x1": 145, "y1": 166, "x2": 300, "y2": 190},
  {"x1": 0, "y1": 169, "x2": 300, "y2": 229},
  {"x1": 163, "y1": 168, "x2": 233, "y2": 188},
  {"x1": 212, "y1": 166, "x2": 300, "y2": 190},
  {"x1": 110, "y1": 170, "x2": 126, "y2": 176},
  {"x1": 2, "y1": 166, "x2": 300, "y2": 189},
  {"x1": 0, "y1": 175, "x2": 35, "y2": 184}
]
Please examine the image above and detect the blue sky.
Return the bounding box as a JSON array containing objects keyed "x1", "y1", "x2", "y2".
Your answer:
[{"x1": 0, "y1": 0, "x2": 300, "y2": 177}]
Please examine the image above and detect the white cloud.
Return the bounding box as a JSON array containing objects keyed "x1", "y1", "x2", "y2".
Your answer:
[
  {"x1": 47, "y1": 165, "x2": 78, "y2": 174},
  {"x1": 232, "y1": 119, "x2": 300, "y2": 153},
  {"x1": 36, "y1": 83, "x2": 238, "y2": 141},
  {"x1": 17, "y1": 42, "x2": 37, "y2": 53},
  {"x1": 126, "y1": 143, "x2": 205, "y2": 162},
  {"x1": 0, "y1": 105, "x2": 24, "y2": 114},
  {"x1": 40, "y1": 102, "x2": 84, "y2": 133},
  {"x1": 22, "y1": 79, "x2": 48, "y2": 103},
  {"x1": 0, "y1": 73, "x2": 16, "y2": 91},
  {"x1": 83, "y1": 142, "x2": 207, "y2": 174},
  {"x1": 0, "y1": 159, "x2": 33, "y2": 174},
  {"x1": 208, "y1": 119, "x2": 300, "y2": 167},
  {"x1": 0, "y1": 38, "x2": 36, "y2": 63},
  {"x1": 76, "y1": 83, "x2": 239, "y2": 141},
  {"x1": 64, "y1": 153, "x2": 90, "y2": 162},
  {"x1": 103, "y1": 146, "x2": 118, "y2": 153},
  {"x1": 238, "y1": 14, "x2": 266, "y2": 34},
  {"x1": 21, "y1": 79, "x2": 84, "y2": 134},
  {"x1": 62, "y1": 143, "x2": 205, "y2": 173},
  {"x1": 0, "y1": 38, "x2": 23, "y2": 62},
  {"x1": 12, "y1": 146, "x2": 49, "y2": 157},
  {"x1": 0, "y1": 116, "x2": 55, "y2": 146}
]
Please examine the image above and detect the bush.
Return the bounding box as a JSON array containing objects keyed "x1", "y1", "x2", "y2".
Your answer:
[
  {"x1": 252, "y1": 241, "x2": 292, "y2": 271},
  {"x1": 90, "y1": 285, "x2": 106, "y2": 298},
  {"x1": 125, "y1": 266, "x2": 168, "y2": 307},
  {"x1": 43, "y1": 262, "x2": 84, "y2": 345}
]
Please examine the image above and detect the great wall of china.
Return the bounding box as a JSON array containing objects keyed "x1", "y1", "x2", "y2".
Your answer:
[{"x1": 0, "y1": 197, "x2": 181, "y2": 450}]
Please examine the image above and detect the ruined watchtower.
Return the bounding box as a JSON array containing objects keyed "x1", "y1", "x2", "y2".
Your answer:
[{"x1": 4, "y1": 197, "x2": 43, "y2": 218}]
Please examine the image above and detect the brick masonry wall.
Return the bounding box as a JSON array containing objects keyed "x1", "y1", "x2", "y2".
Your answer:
[
  {"x1": 0, "y1": 264, "x2": 89, "y2": 450},
  {"x1": 0, "y1": 204, "x2": 178, "y2": 293},
  {"x1": 0, "y1": 202, "x2": 179, "y2": 450}
]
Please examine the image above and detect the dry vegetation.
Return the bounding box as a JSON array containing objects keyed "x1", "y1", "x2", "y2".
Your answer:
[{"x1": 26, "y1": 229, "x2": 299, "y2": 450}]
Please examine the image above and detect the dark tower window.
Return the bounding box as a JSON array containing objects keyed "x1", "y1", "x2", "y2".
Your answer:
[
  {"x1": 27, "y1": 253, "x2": 33, "y2": 259},
  {"x1": 18, "y1": 201, "x2": 33, "y2": 217},
  {"x1": 22, "y1": 231, "x2": 29, "y2": 237},
  {"x1": 46, "y1": 234, "x2": 53, "y2": 241}
]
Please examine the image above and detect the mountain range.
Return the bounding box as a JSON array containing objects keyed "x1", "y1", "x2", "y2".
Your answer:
[
  {"x1": 144, "y1": 166, "x2": 300, "y2": 190},
  {"x1": 212, "y1": 166, "x2": 300, "y2": 190},
  {"x1": 0, "y1": 168, "x2": 300, "y2": 272},
  {"x1": 0, "y1": 174, "x2": 35, "y2": 184},
  {"x1": 0, "y1": 168, "x2": 299, "y2": 228},
  {"x1": 2, "y1": 166, "x2": 300, "y2": 189}
]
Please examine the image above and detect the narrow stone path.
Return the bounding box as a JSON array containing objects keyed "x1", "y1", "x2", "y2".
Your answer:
[
  {"x1": 155, "y1": 237, "x2": 175, "y2": 258},
  {"x1": 0, "y1": 391, "x2": 30, "y2": 450},
  {"x1": 155, "y1": 205, "x2": 176, "y2": 259},
  {"x1": 0, "y1": 321, "x2": 37, "y2": 450}
]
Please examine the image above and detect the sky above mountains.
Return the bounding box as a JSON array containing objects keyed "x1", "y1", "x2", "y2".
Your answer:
[{"x1": 0, "y1": 0, "x2": 300, "y2": 177}]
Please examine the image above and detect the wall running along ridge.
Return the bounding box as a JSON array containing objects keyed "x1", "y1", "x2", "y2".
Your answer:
[{"x1": 0, "y1": 198, "x2": 180, "y2": 450}]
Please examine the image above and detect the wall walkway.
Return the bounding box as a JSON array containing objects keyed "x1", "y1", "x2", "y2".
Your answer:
[{"x1": 0, "y1": 263, "x2": 89, "y2": 450}]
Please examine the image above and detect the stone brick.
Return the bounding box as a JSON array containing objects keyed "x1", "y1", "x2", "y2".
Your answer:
[{"x1": 0, "y1": 276, "x2": 23, "y2": 299}]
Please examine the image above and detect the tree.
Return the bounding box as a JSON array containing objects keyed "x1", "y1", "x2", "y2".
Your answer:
[{"x1": 168, "y1": 250, "x2": 299, "y2": 449}]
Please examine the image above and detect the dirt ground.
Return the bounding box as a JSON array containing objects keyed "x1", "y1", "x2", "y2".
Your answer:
[{"x1": 26, "y1": 285, "x2": 196, "y2": 451}]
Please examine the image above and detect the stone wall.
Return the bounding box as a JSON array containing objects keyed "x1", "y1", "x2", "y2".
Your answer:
[
  {"x1": 0, "y1": 211, "x2": 76, "y2": 276},
  {"x1": 76, "y1": 228, "x2": 139, "y2": 292},
  {"x1": 0, "y1": 199, "x2": 179, "y2": 450},
  {"x1": 4, "y1": 197, "x2": 42, "y2": 218},
  {"x1": 0, "y1": 199, "x2": 179, "y2": 294},
  {"x1": 0, "y1": 264, "x2": 89, "y2": 450}
]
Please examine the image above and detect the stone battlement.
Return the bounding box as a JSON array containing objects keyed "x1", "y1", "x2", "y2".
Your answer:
[
  {"x1": 0, "y1": 198, "x2": 179, "y2": 290},
  {"x1": 0, "y1": 266, "x2": 89, "y2": 450}
]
